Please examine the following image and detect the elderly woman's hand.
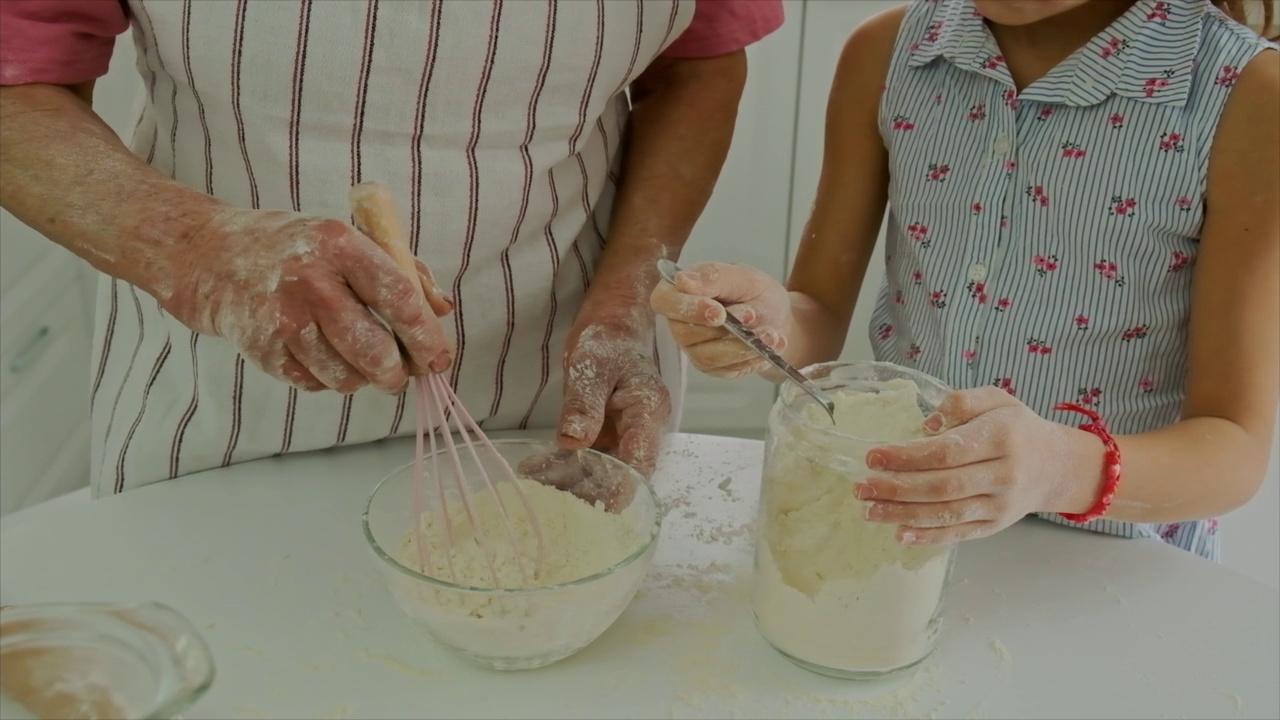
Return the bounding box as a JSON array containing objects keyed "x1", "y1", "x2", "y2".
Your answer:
[
  {"x1": 166, "y1": 207, "x2": 454, "y2": 394},
  {"x1": 556, "y1": 315, "x2": 671, "y2": 479}
]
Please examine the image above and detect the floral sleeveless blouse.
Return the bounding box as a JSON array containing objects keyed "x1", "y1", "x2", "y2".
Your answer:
[{"x1": 872, "y1": 0, "x2": 1276, "y2": 560}]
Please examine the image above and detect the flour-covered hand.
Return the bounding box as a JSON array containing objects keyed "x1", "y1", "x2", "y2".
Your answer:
[
  {"x1": 854, "y1": 387, "x2": 1101, "y2": 545},
  {"x1": 556, "y1": 319, "x2": 671, "y2": 478},
  {"x1": 649, "y1": 261, "x2": 792, "y2": 378},
  {"x1": 166, "y1": 208, "x2": 453, "y2": 394}
]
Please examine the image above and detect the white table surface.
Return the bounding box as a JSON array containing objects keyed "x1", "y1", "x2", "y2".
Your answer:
[{"x1": 1, "y1": 432, "x2": 1276, "y2": 720}]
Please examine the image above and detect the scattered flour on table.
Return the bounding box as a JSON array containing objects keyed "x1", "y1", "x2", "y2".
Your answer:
[
  {"x1": 391, "y1": 479, "x2": 649, "y2": 662},
  {"x1": 1220, "y1": 690, "x2": 1245, "y2": 716},
  {"x1": 233, "y1": 705, "x2": 273, "y2": 720},
  {"x1": 754, "y1": 379, "x2": 951, "y2": 674},
  {"x1": 990, "y1": 638, "x2": 1012, "y2": 665}
]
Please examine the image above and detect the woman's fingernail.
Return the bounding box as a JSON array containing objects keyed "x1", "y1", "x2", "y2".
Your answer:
[
  {"x1": 867, "y1": 453, "x2": 886, "y2": 470},
  {"x1": 738, "y1": 307, "x2": 757, "y2": 325},
  {"x1": 560, "y1": 416, "x2": 587, "y2": 441},
  {"x1": 704, "y1": 307, "x2": 720, "y2": 323},
  {"x1": 855, "y1": 483, "x2": 876, "y2": 500},
  {"x1": 429, "y1": 352, "x2": 452, "y2": 373},
  {"x1": 863, "y1": 504, "x2": 877, "y2": 520},
  {"x1": 923, "y1": 413, "x2": 944, "y2": 433},
  {"x1": 900, "y1": 530, "x2": 918, "y2": 544}
]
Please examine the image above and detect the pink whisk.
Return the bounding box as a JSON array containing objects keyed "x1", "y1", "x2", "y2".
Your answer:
[{"x1": 350, "y1": 182, "x2": 546, "y2": 588}]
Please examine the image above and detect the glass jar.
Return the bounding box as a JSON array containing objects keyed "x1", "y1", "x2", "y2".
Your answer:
[
  {"x1": 751, "y1": 360, "x2": 957, "y2": 679},
  {"x1": 0, "y1": 602, "x2": 215, "y2": 719}
]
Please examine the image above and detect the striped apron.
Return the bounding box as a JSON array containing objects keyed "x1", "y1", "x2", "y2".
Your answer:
[{"x1": 91, "y1": 0, "x2": 691, "y2": 496}]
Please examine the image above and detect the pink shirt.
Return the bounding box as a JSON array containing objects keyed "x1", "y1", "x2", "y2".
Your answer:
[{"x1": 0, "y1": 0, "x2": 783, "y2": 85}]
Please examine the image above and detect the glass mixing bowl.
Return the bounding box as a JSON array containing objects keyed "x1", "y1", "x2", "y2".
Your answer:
[
  {"x1": 0, "y1": 602, "x2": 214, "y2": 720},
  {"x1": 363, "y1": 439, "x2": 661, "y2": 671}
]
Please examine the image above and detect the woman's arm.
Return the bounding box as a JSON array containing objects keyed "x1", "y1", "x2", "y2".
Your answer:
[
  {"x1": 556, "y1": 50, "x2": 747, "y2": 474},
  {"x1": 0, "y1": 82, "x2": 223, "y2": 301}
]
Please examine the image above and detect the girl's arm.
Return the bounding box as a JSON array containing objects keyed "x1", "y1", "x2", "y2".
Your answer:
[
  {"x1": 1059, "y1": 47, "x2": 1280, "y2": 522},
  {"x1": 860, "y1": 49, "x2": 1279, "y2": 543},
  {"x1": 648, "y1": 7, "x2": 905, "y2": 378},
  {"x1": 782, "y1": 6, "x2": 905, "y2": 369}
]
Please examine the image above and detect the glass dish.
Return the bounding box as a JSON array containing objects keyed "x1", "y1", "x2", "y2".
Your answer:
[{"x1": 0, "y1": 602, "x2": 214, "y2": 720}]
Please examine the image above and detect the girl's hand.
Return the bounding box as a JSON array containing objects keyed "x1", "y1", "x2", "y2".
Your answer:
[
  {"x1": 648, "y1": 261, "x2": 792, "y2": 378},
  {"x1": 855, "y1": 387, "x2": 1100, "y2": 545}
]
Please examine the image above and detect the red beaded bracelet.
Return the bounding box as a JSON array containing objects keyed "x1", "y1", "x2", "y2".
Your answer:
[{"x1": 1053, "y1": 402, "x2": 1122, "y2": 523}]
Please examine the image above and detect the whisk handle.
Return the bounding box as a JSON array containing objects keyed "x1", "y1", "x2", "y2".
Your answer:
[
  {"x1": 349, "y1": 181, "x2": 437, "y2": 376},
  {"x1": 349, "y1": 182, "x2": 418, "y2": 277}
]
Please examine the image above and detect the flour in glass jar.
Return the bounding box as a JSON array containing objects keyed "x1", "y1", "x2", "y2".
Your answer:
[{"x1": 753, "y1": 379, "x2": 953, "y2": 674}]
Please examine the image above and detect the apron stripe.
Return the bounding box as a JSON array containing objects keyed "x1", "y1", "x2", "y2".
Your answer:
[
  {"x1": 231, "y1": 0, "x2": 260, "y2": 208},
  {"x1": 168, "y1": 0, "x2": 212, "y2": 479},
  {"x1": 520, "y1": 4, "x2": 566, "y2": 432},
  {"x1": 448, "y1": 0, "x2": 506, "y2": 390},
  {"x1": 169, "y1": 334, "x2": 200, "y2": 478},
  {"x1": 408, "y1": 0, "x2": 443, "y2": 258},
  {"x1": 338, "y1": 0, "x2": 380, "y2": 447},
  {"x1": 222, "y1": 0, "x2": 254, "y2": 464},
  {"x1": 662, "y1": 0, "x2": 681, "y2": 47},
  {"x1": 136, "y1": 1, "x2": 161, "y2": 165},
  {"x1": 128, "y1": 12, "x2": 152, "y2": 142},
  {"x1": 102, "y1": 289, "x2": 146, "y2": 464},
  {"x1": 115, "y1": 334, "x2": 172, "y2": 494},
  {"x1": 490, "y1": 0, "x2": 558, "y2": 421},
  {"x1": 623, "y1": 0, "x2": 644, "y2": 91},
  {"x1": 91, "y1": 280, "x2": 119, "y2": 410},
  {"x1": 183, "y1": 0, "x2": 214, "y2": 196},
  {"x1": 280, "y1": 0, "x2": 314, "y2": 456},
  {"x1": 566, "y1": 0, "x2": 605, "y2": 290},
  {"x1": 165, "y1": 13, "x2": 179, "y2": 176},
  {"x1": 221, "y1": 356, "x2": 244, "y2": 467},
  {"x1": 287, "y1": 0, "x2": 312, "y2": 214},
  {"x1": 521, "y1": 167, "x2": 562, "y2": 431},
  {"x1": 389, "y1": 0, "x2": 445, "y2": 439},
  {"x1": 586, "y1": 117, "x2": 609, "y2": 249}
]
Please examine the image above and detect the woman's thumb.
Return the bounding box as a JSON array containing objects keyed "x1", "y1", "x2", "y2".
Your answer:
[{"x1": 415, "y1": 261, "x2": 454, "y2": 317}]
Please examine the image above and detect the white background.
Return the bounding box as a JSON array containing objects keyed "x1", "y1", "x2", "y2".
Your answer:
[{"x1": 1, "y1": 0, "x2": 1275, "y2": 589}]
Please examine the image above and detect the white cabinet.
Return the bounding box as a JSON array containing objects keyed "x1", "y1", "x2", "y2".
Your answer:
[
  {"x1": 0, "y1": 249, "x2": 93, "y2": 516},
  {"x1": 0, "y1": 35, "x2": 140, "y2": 515},
  {"x1": 676, "y1": 0, "x2": 803, "y2": 437}
]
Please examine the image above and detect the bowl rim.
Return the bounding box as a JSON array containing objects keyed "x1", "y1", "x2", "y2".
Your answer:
[{"x1": 361, "y1": 438, "x2": 662, "y2": 595}]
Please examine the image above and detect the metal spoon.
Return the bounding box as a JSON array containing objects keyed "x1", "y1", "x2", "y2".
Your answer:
[{"x1": 656, "y1": 259, "x2": 836, "y2": 423}]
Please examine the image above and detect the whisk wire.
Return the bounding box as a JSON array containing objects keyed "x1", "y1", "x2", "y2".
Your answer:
[
  {"x1": 410, "y1": 377, "x2": 433, "y2": 574},
  {"x1": 418, "y1": 377, "x2": 460, "y2": 583},
  {"x1": 436, "y1": 379, "x2": 547, "y2": 579},
  {"x1": 423, "y1": 375, "x2": 504, "y2": 589}
]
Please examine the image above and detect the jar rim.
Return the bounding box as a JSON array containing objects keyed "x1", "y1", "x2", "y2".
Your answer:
[{"x1": 777, "y1": 360, "x2": 953, "y2": 443}]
